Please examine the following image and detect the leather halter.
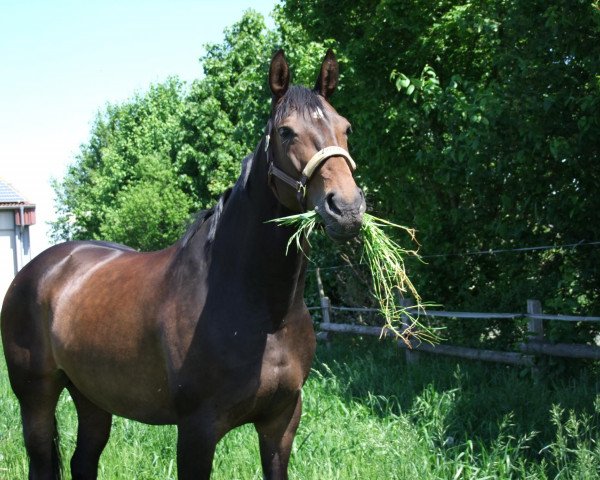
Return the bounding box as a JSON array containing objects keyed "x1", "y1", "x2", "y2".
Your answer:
[{"x1": 264, "y1": 121, "x2": 357, "y2": 211}]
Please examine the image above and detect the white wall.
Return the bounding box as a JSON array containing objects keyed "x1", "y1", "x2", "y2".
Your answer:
[
  {"x1": 0, "y1": 210, "x2": 34, "y2": 302},
  {"x1": 0, "y1": 211, "x2": 17, "y2": 300}
]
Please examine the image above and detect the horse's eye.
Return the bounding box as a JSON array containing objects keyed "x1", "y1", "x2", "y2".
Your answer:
[
  {"x1": 278, "y1": 126, "x2": 294, "y2": 140},
  {"x1": 346, "y1": 125, "x2": 353, "y2": 136}
]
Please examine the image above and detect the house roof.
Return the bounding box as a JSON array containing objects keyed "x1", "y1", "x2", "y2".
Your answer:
[{"x1": 0, "y1": 178, "x2": 35, "y2": 207}]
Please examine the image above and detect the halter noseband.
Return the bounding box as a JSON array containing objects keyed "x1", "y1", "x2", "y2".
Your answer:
[{"x1": 264, "y1": 122, "x2": 357, "y2": 211}]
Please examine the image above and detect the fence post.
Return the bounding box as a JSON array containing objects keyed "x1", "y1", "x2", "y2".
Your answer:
[
  {"x1": 399, "y1": 297, "x2": 420, "y2": 365},
  {"x1": 527, "y1": 299, "x2": 543, "y2": 378},
  {"x1": 527, "y1": 299, "x2": 544, "y2": 342},
  {"x1": 316, "y1": 268, "x2": 332, "y2": 344}
]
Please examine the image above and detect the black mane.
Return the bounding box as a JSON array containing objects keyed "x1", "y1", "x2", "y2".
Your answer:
[{"x1": 180, "y1": 187, "x2": 233, "y2": 247}]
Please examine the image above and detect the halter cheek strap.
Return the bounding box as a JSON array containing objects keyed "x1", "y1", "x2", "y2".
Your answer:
[{"x1": 265, "y1": 123, "x2": 357, "y2": 211}]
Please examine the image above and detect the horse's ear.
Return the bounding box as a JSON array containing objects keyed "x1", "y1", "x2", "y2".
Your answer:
[
  {"x1": 314, "y1": 49, "x2": 339, "y2": 100},
  {"x1": 269, "y1": 49, "x2": 290, "y2": 101}
]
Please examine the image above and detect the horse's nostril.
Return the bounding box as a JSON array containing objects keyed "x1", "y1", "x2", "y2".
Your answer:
[
  {"x1": 358, "y1": 188, "x2": 366, "y2": 212},
  {"x1": 326, "y1": 192, "x2": 342, "y2": 217}
]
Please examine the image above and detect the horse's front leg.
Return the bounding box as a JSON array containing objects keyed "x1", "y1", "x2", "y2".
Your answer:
[
  {"x1": 255, "y1": 394, "x2": 303, "y2": 480},
  {"x1": 176, "y1": 412, "x2": 221, "y2": 480}
]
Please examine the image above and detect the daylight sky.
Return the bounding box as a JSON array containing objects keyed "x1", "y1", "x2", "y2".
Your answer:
[{"x1": 0, "y1": 0, "x2": 276, "y2": 255}]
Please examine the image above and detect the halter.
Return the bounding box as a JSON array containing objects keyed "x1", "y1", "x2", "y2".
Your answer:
[{"x1": 264, "y1": 120, "x2": 357, "y2": 211}]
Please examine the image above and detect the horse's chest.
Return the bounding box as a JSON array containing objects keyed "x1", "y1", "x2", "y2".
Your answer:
[
  {"x1": 172, "y1": 316, "x2": 315, "y2": 424},
  {"x1": 254, "y1": 329, "x2": 312, "y2": 405},
  {"x1": 217, "y1": 328, "x2": 312, "y2": 422},
  {"x1": 259, "y1": 347, "x2": 303, "y2": 397}
]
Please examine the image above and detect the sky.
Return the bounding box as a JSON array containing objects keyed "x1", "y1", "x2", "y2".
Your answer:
[{"x1": 0, "y1": 0, "x2": 277, "y2": 255}]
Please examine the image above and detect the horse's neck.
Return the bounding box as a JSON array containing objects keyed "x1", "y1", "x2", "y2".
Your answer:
[{"x1": 180, "y1": 142, "x2": 308, "y2": 325}]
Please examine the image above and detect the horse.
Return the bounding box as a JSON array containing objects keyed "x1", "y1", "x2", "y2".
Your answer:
[{"x1": 1, "y1": 49, "x2": 365, "y2": 480}]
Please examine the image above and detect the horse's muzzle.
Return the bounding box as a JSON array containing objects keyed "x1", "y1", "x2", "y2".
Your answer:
[{"x1": 317, "y1": 187, "x2": 366, "y2": 242}]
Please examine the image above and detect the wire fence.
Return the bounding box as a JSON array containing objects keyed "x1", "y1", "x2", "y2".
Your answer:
[{"x1": 307, "y1": 239, "x2": 600, "y2": 273}]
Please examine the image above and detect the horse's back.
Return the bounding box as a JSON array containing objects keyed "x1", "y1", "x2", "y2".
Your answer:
[{"x1": 2, "y1": 240, "x2": 136, "y2": 319}]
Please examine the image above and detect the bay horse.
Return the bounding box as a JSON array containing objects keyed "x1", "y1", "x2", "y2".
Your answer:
[{"x1": 1, "y1": 49, "x2": 365, "y2": 479}]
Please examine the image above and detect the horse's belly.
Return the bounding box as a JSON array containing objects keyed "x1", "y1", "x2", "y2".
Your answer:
[
  {"x1": 51, "y1": 291, "x2": 177, "y2": 420},
  {"x1": 51, "y1": 311, "x2": 176, "y2": 424},
  {"x1": 58, "y1": 349, "x2": 177, "y2": 424}
]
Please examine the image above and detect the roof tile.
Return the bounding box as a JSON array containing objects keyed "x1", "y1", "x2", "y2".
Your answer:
[{"x1": 0, "y1": 178, "x2": 30, "y2": 204}]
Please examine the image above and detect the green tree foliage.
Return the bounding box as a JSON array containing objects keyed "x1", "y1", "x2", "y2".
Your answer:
[
  {"x1": 178, "y1": 11, "x2": 276, "y2": 206},
  {"x1": 99, "y1": 154, "x2": 193, "y2": 251},
  {"x1": 52, "y1": 78, "x2": 189, "y2": 249},
  {"x1": 282, "y1": 0, "x2": 600, "y2": 345},
  {"x1": 52, "y1": 11, "x2": 277, "y2": 248}
]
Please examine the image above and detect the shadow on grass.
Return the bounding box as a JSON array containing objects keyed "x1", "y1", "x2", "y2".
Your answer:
[{"x1": 312, "y1": 335, "x2": 600, "y2": 453}]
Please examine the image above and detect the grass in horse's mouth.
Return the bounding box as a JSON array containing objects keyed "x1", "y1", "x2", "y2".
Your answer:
[{"x1": 269, "y1": 211, "x2": 440, "y2": 346}]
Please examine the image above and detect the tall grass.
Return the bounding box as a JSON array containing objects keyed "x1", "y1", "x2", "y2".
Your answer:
[{"x1": 1, "y1": 338, "x2": 599, "y2": 479}]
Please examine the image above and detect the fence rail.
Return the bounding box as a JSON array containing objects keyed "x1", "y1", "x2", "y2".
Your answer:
[{"x1": 312, "y1": 268, "x2": 600, "y2": 366}]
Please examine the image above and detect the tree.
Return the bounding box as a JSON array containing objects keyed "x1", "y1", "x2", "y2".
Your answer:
[
  {"x1": 52, "y1": 12, "x2": 279, "y2": 248},
  {"x1": 176, "y1": 10, "x2": 275, "y2": 208},
  {"x1": 52, "y1": 78, "x2": 189, "y2": 247},
  {"x1": 99, "y1": 154, "x2": 193, "y2": 251},
  {"x1": 282, "y1": 0, "x2": 600, "y2": 345}
]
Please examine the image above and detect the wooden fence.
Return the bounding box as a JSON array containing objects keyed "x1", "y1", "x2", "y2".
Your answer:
[{"x1": 312, "y1": 268, "x2": 600, "y2": 366}]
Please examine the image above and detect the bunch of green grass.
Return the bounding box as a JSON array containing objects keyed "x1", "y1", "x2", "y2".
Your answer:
[{"x1": 270, "y1": 211, "x2": 439, "y2": 346}]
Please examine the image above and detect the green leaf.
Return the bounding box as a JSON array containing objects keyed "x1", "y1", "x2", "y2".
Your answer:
[{"x1": 396, "y1": 73, "x2": 411, "y2": 90}]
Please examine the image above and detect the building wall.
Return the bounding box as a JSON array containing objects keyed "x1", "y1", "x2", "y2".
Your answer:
[{"x1": 0, "y1": 210, "x2": 32, "y2": 300}]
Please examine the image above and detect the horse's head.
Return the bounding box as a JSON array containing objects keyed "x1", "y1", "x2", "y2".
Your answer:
[{"x1": 266, "y1": 50, "x2": 366, "y2": 242}]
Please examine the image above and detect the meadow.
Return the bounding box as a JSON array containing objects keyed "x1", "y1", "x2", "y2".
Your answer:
[{"x1": 1, "y1": 336, "x2": 599, "y2": 479}]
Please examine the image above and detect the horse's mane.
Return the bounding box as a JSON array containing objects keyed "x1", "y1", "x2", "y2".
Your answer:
[{"x1": 180, "y1": 187, "x2": 233, "y2": 248}]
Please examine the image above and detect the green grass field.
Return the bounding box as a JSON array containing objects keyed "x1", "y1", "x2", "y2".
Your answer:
[{"x1": 1, "y1": 336, "x2": 599, "y2": 479}]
